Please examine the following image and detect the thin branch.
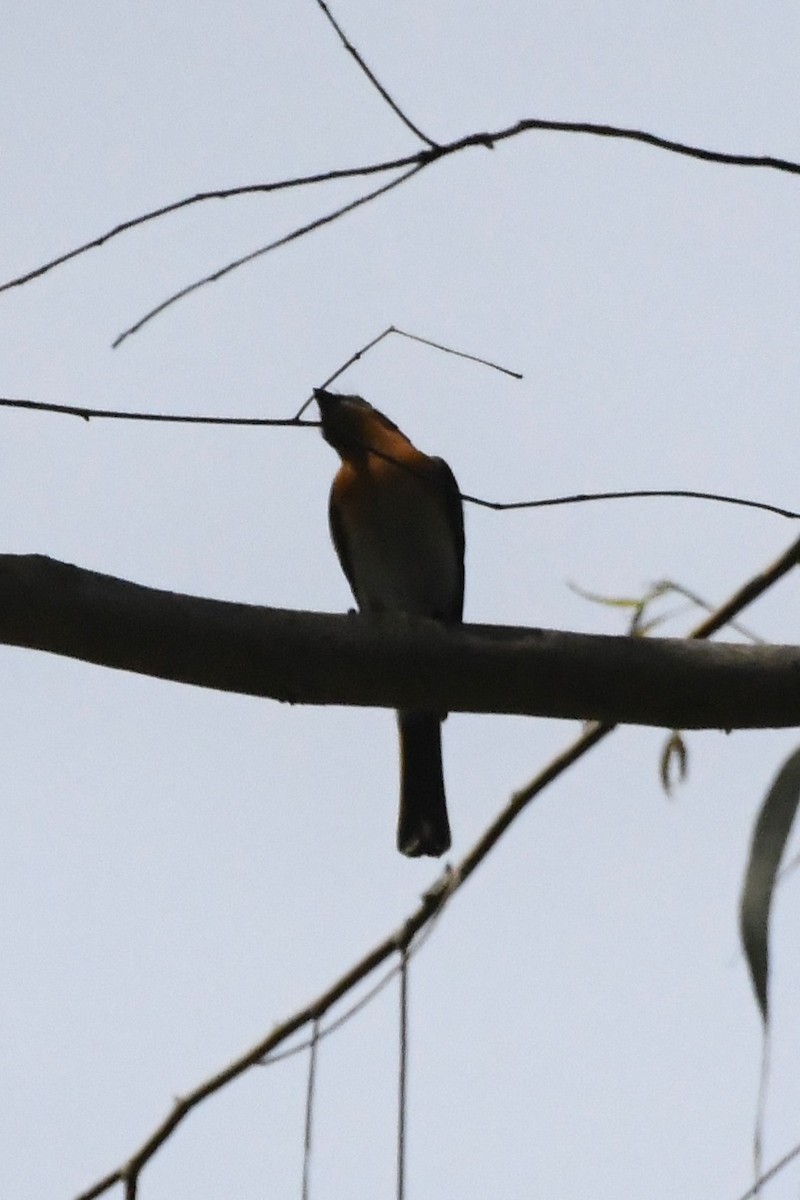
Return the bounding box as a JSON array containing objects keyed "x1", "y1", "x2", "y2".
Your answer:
[
  {"x1": 733, "y1": 1135, "x2": 800, "y2": 1200},
  {"x1": 261, "y1": 963, "x2": 402, "y2": 1066},
  {"x1": 752, "y1": 1022, "x2": 771, "y2": 1195},
  {"x1": 75, "y1": 1169, "x2": 124, "y2": 1200},
  {"x1": 689, "y1": 536, "x2": 800, "y2": 640},
  {"x1": 261, "y1": 902, "x2": 448, "y2": 1066},
  {"x1": 3, "y1": 116, "x2": 800, "y2": 307},
  {"x1": 72, "y1": 531, "x2": 800, "y2": 1200},
  {"x1": 0, "y1": 327, "x2": 520, "y2": 427},
  {"x1": 293, "y1": 327, "x2": 401, "y2": 419},
  {"x1": 0, "y1": 157, "x2": 419, "y2": 296},
  {"x1": 294, "y1": 324, "x2": 522, "y2": 418},
  {"x1": 301, "y1": 1019, "x2": 320, "y2": 1200},
  {"x1": 319, "y1": 327, "x2": 397, "y2": 389},
  {"x1": 504, "y1": 116, "x2": 800, "y2": 174},
  {"x1": 0, "y1": 321, "x2": 521, "y2": 426},
  {"x1": 0, "y1": 377, "x2": 798, "y2": 536},
  {"x1": 0, "y1": 395, "x2": 318, "y2": 427},
  {"x1": 314, "y1": 0, "x2": 438, "y2": 148},
  {"x1": 397, "y1": 947, "x2": 409, "y2": 1200},
  {"x1": 649, "y1": 580, "x2": 766, "y2": 644},
  {"x1": 463, "y1": 487, "x2": 800, "y2": 521},
  {"x1": 111, "y1": 164, "x2": 426, "y2": 348},
  {"x1": 389, "y1": 326, "x2": 523, "y2": 378}
]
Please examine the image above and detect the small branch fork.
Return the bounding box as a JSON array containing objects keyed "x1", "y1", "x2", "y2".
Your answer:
[
  {"x1": 313, "y1": 0, "x2": 439, "y2": 148},
  {"x1": 72, "y1": 532, "x2": 800, "y2": 1200},
  {"x1": 1, "y1": 118, "x2": 798, "y2": 345}
]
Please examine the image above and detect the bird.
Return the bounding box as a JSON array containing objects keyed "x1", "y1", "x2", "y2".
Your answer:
[{"x1": 315, "y1": 387, "x2": 465, "y2": 857}]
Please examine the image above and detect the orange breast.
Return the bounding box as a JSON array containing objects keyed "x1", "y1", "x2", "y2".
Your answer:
[{"x1": 331, "y1": 450, "x2": 461, "y2": 619}]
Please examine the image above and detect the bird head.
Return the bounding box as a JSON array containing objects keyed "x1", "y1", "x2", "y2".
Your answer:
[{"x1": 314, "y1": 388, "x2": 403, "y2": 458}]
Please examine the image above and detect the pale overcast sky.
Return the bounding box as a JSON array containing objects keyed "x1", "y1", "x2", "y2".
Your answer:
[{"x1": 2, "y1": 4, "x2": 800, "y2": 1198}]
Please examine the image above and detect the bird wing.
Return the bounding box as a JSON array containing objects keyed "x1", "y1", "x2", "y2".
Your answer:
[{"x1": 428, "y1": 456, "x2": 465, "y2": 622}]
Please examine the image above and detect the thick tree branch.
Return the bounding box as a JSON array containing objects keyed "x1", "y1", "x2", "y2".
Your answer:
[{"x1": 2, "y1": 553, "x2": 800, "y2": 730}]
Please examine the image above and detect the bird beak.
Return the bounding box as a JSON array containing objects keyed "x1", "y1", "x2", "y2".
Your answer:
[
  {"x1": 314, "y1": 388, "x2": 341, "y2": 448},
  {"x1": 313, "y1": 387, "x2": 336, "y2": 411}
]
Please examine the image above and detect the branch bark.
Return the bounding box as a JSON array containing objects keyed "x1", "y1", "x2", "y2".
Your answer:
[{"x1": 2, "y1": 554, "x2": 799, "y2": 730}]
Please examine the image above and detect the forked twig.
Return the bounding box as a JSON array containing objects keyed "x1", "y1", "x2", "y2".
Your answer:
[
  {"x1": 314, "y1": 0, "x2": 438, "y2": 148},
  {"x1": 293, "y1": 323, "x2": 522, "y2": 418},
  {"x1": 112, "y1": 165, "x2": 425, "y2": 348}
]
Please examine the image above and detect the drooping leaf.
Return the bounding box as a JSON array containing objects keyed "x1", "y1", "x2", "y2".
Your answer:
[
  {"x1": 739, "y1": 746, "x2": 800, "y2": 1022},
  {"x1": 659, "y1": 731, "x2": 688, "y2": 797},
  {"x1": 569, "y1": 580, "x2": 690, "y2": 637}
]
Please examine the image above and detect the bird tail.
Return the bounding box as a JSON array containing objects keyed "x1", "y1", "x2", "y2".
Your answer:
[{"x1": 396, "y1": 712, "x2": 451, "y2": 858}]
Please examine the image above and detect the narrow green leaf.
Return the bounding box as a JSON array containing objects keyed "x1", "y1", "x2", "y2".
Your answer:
[
  {"x1": 566, "y1": 582, "x2": 643, "y2": 609},
  {"x1": 740, "y1": 746, "x2": 800, "y2": 1022}
]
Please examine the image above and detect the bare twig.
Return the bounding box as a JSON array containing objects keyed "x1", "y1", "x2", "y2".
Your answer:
[
  {"x1": 397, "y1": 947, "x2": 409, "y2": 1200},
  {"x1": 389, "y1": 327, "x2": 523, "y2": 378},
  {"x1": 261, "y1": 963, "x2": 401, "y2": 1065},
  {"x1": 314, "y1": 0, "x2": 438, "y2": 148},
  {"x1": 3, "y1": 117, "x2": 800, "y2": 315},
  {"x1": 301, "y1": 1018, "x2": 320, "y2": 1200},
  {"x1": 261, "y1": 900, "x2": 449, "y2": 1066},
  {"x1": 462, "y1": 487, "x2": 800, "y2": 520},
  {"x1": 733, "y1": 1134, "x2": 800, "y2": 1200},
  {"x1": 72, "y1": 532, "x2": 800, "y2": 1200},
  {"x1": 294, "y1": 324, "x2": 522, "y2": 418},
  {"x1": 0, "y1": 395, "x2": 317, "y2": 427},
  {"x1": 505, "y1": 115, "x2": 800, "y2": 174},
  {"x1": 293, "y1": 327, "x2": 401, "y2": 419},
  {"x1": 0, "y1": 158, "x2": 419, "y2": 296},
  {"x1": 112, "y1": 164, "x2": 425, "y2": 348},
  {"x1": 649, "y1": 580, "x2": 766, "y2": 644}
]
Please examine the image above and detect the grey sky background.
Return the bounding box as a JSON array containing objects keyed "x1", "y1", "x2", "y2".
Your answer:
[{"x1": 3, "y1": 3, "x2": 800, "y2": 1198}]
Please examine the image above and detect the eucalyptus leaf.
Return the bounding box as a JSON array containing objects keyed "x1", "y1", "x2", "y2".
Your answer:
[{"x1": 740, "y1": 746, "x2": 800, "y2": 1021}]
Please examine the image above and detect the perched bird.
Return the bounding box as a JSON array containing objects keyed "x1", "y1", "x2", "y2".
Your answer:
[{"x1": 315, "y1": 388, "x2": 464, "y2": 857}]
